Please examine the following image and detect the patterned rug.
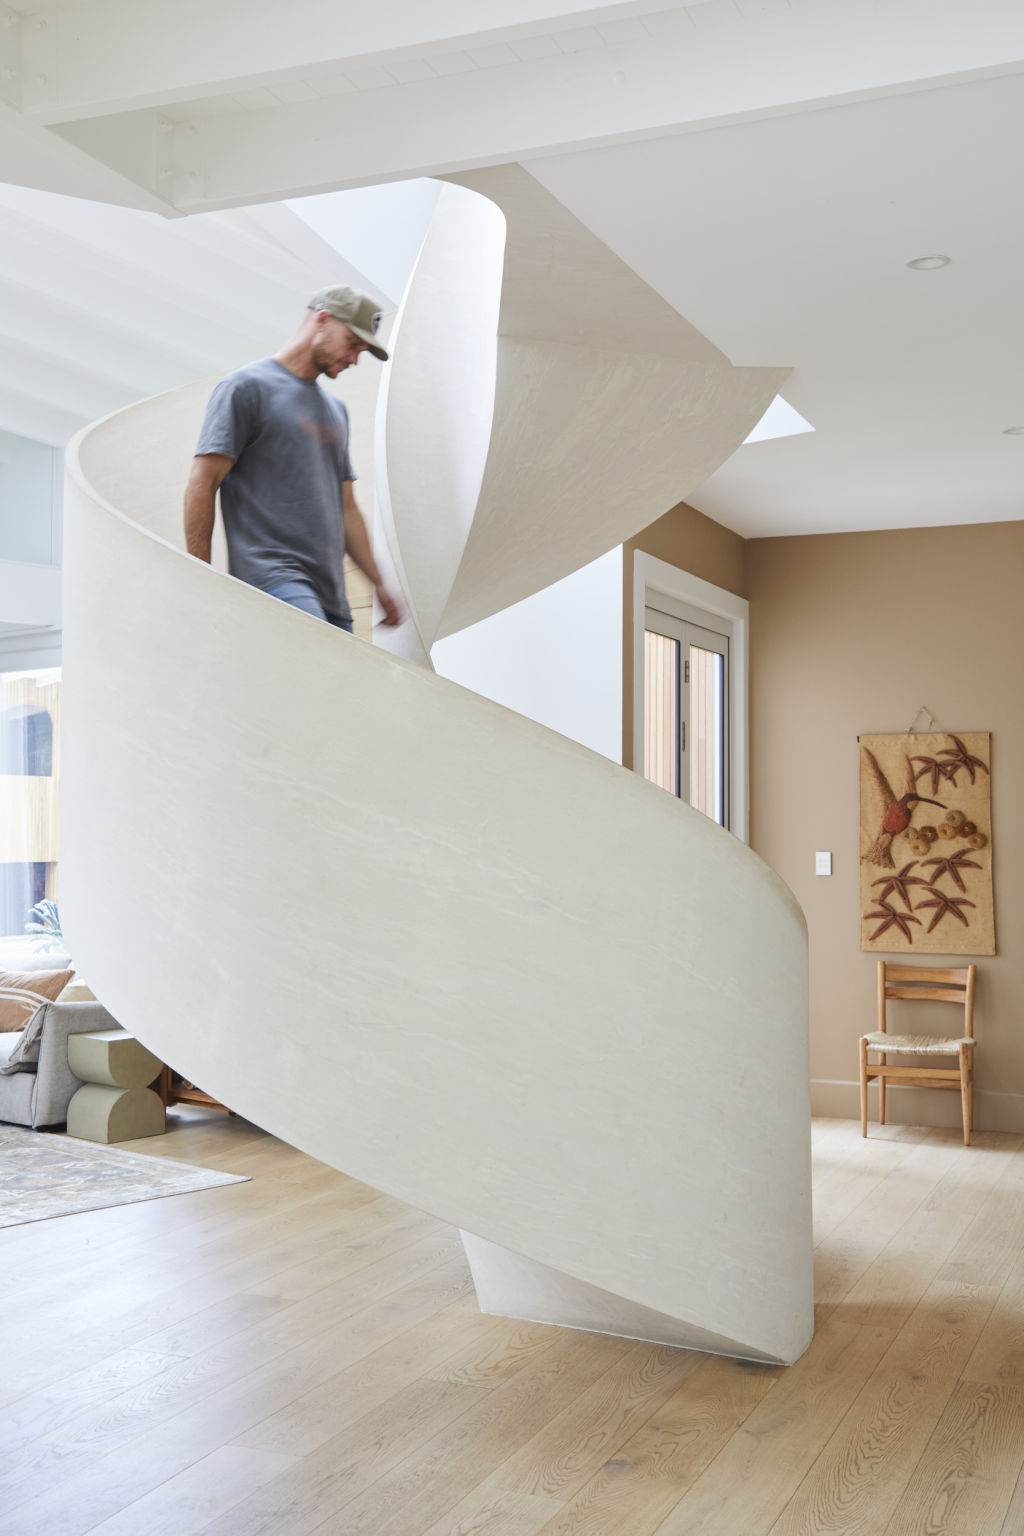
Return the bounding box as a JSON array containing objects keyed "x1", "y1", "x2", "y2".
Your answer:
[{"x1": 0, "y1": 1125, "x2": 249, "y2": 1227}]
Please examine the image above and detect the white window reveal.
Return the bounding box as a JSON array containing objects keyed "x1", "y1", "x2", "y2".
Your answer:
[
  {"x1": 633, "y1": 553, "x2": 749, "y2": 841},
  {"x1": 644, "y1": 599, "x2": 729, "y2": 826}
]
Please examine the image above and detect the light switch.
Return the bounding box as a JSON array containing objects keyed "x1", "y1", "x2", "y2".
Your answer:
[{"x1": 815, "y1": 851, "x2": 832, "y2": 876}]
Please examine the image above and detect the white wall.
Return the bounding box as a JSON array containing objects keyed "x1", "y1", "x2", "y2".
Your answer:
[
  {"x1": 0, "y1": 429, "x2": 61, "y2": 566},
  {"x1": 0, "y1": 560, "x2": 61, "y2": 631},
  {"x1": 431, "y1": 548, "x2": 622, "y2": 764}
]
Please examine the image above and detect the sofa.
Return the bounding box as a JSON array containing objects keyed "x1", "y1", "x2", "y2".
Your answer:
[
  {"x1": 0, "y1": 999, "x2": 123, "y2": 1128},
  {"x1": 0, "y1": 942, "x2": 124, "y2": 1129}
]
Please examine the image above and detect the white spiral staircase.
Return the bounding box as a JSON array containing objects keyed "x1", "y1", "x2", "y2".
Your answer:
[{"x1": 60, "y1": 169, "x2": 813, "y2": 1365}]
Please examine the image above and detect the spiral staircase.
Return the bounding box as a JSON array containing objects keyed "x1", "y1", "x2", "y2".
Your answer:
[{"x1": 59, "y1": 168, "x2": 813, "y2": 1365}]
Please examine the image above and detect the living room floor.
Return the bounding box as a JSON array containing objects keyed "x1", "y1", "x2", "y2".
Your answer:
[{"x1": 2, "y1": 1110, "x2": 1024, "y2": 1536}]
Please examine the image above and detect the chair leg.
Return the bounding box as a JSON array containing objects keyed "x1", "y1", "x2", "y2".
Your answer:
[
  {"x1": 960, "y1": 1044, "x2": 971, "y2": 1146},
  {"x1": 860, "y1": 1038, "x2": 869, "y2": 1137},
  {"x1": 879, "y1": 1054, "x2": 886, "y2": 1126}
]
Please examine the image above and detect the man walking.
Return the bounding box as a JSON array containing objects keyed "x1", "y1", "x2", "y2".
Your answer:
[{"x1": 184, "y1": 285, "x2": 402, "y2": 632}]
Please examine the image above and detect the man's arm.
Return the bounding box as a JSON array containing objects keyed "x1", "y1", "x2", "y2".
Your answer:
[
  {"x1": 342, "y1": 480, "x2": 404, "y2": 627},
  {"x1": 184, "y1": 453, "x2": 234, "y2": 562}
]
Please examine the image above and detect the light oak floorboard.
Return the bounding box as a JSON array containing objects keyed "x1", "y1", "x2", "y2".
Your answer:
[
  {"x1": 1, "y1": 1262, "x2": 476, "y2": 1536},
  {"x1": 765, "y1": 1281, "x2": 1002, "y2": 1536},
  {"x1": 649, "y1": 1317, "x2": 894, "y2": 1536},
  {"x1": 312, "y1": 1331, "x2": 637, "y2": 1536},
  {"x1": 0, "y1": 1245, "x2": 471, "y2": 1526},
  {"x1": 233, "y1": 1297, "x2": 514, "y2": 1457},
  {"x1": 6, "y1": 1114, "x2": 1024, "y2": 1536},
  {"x1": 882, "y1": 1380, "x2": 1024, "y2": 1535},
  {"x1": 428, "y1": 1340, "x2": 704, "y2": 1536},
  {"x1": 999, "y1": 1460, "x2": 1024, "y2": 1536},
  {"x1": 531, "y1": 1352, "x2": 784, "y2": 1536},
  {"x1": 76, "y1": 1443, "x2": 297, "y2": 1536}
]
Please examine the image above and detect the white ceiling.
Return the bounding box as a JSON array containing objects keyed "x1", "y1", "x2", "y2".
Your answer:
[
  {"x1": 528, "y1": 70, "x2": 1024, "y2": 535},
  {"x1": 0, "y1": 0, "x2": 1021, "y2": 534},
  {"x1": 0, "y1": 183, "x2": 389, "y2": 445}
]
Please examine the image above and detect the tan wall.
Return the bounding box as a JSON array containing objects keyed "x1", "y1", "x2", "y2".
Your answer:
[
  {"x1": 745, "y1": 520, "x2": 1024, "y2": 1132},
  {"x1": 622, "y1": 502, "x2": 746, "y2": 767}
]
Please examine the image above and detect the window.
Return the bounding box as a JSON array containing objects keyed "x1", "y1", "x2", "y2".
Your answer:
[
  {"x1": 0, "y1": 667, "x2": 61, "y2": 949},
  {"x1": 632, "y1": 552, "x2": 748, "y2": 840},
  {"x1": 644, "y1": 599, "x2": 729, "y2": 826}
]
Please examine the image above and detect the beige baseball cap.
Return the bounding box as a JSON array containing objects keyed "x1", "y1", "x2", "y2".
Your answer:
[{"x1": 308, "y1": 285, "x2": 389, "y2": 361}]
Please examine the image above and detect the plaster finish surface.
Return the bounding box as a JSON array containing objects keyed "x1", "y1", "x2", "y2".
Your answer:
[
  {"x1": 460, "y1": 1233, "x2": 781, "y2": 1362},
  {"x1": 62, "y1": 442, "x2": 813, "y2": 1359},
  {"x1": 374, "y1": 182, "x2": 504, "y2": 657},
  {"x1": 376, "y1": 172, "x2": 782, "y2": 664},
  {"x1": 61, "y1": 179, "x2": 812, "y2": 1362}
]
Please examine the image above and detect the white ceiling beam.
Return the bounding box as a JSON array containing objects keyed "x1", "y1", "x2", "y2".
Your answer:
[
  {"x1": 16, "y1": 0, "x2": 706, "y2": 121},
  {"x1": 50, "y1": 0, "x2": 1024, "y2": 212},
  {"x1": 0, "y1": 94, "x2": 179, "y2": 213}
]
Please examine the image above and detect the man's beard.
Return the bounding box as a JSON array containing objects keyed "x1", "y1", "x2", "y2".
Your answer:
[{"x1": 312, "y1": 339, "x2": 340, "y2": 375}]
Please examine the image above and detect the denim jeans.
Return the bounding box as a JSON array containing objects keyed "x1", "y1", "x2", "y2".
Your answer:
[{"x1": 264, "y1": 579, "x2": 354, "y2": 633}]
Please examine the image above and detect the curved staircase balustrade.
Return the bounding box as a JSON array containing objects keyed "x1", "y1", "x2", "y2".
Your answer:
[
  {"x1": 61, "y1": 176, "x2": 813, "y2": 1365},
  {"x1": 377, "y1": 170, "x2": 791, "y2": 653}
]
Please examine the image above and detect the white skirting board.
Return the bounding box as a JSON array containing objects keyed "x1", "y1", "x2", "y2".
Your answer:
[{"x1": 814, "y1": 1078, "x2": 1024, "y2": 1133}]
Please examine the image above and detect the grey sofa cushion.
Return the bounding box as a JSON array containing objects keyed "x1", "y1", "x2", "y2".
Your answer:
[
  {"x1": 0, "y1": 1032, "x2": 22, "y2": 1068},
  {"x1": 0, "y1": 1001, "x2": 126, "y2": 1129},
  {"x1": 0, "y1": 1065, "x2": 35, "y2": 1125},
  {"x1": 0, "y1": 1005, "x2": 47, "y2": 1074}
]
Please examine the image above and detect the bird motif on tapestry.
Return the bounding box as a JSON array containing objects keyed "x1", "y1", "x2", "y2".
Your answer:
[{"x1": 861, "y1": 746, "x2": 945, "y2": 869}]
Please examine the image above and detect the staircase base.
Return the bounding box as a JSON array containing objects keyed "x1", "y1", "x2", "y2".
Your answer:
[{"x1": 459, "y1": 1231, "x2": 785, "y2": 1363}]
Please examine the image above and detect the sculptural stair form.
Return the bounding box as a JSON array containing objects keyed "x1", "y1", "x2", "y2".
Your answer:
[{"x1": 61, "y1": 168, "x2": 813, "y2": 1365}]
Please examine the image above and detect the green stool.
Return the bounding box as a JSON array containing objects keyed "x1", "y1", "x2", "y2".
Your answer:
[{"x1": 67, "y1": 1030, "x2": 166, "y2": 1143}]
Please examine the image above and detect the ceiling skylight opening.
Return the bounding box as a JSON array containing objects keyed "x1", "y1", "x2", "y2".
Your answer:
[{"x1": 743, "y1": 396, "x2": 814, "y2": 445}]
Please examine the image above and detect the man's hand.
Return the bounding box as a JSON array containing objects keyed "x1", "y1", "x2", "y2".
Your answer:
[
  {"x1": 375, "y1": 581, "x2": 404, "y2": 628},
  {"x1": 342, "y1": 481, "x2": 405, "y2": 627}
]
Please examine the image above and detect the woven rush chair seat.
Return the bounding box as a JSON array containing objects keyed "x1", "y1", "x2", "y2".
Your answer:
[{"x1": 862, "y1": 1032, "x2": 975, "y2": 1054}]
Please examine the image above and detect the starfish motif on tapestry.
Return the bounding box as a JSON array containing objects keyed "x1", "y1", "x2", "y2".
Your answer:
[
  {"x1": 871, "y1": 862, "x2": 929, "y2": 911},
  {"x1": 921, "y1": 848, "x2": 982, "y2": 893},
  {"x1": 915, "y1": 889, "x2": 976, "y2": 933},
  {"x1": 911, "y1": 756, "x2": 960, "y2": 796},
  {"x1": 936, "y1": 734, "x2": 990, "y2": 786},
  {"x1": 864, "y1": 900, "x2": 921, "y2": 943}
]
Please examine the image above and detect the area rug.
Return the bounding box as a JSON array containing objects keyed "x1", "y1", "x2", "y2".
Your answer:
[{"x1": 0, "y1": 1125, "x2": 249, "y2": 1227}]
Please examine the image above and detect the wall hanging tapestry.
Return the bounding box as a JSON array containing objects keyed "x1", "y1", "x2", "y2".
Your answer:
[{"x1": 859, "y1": 731, "x2": 994, "y2": 955}]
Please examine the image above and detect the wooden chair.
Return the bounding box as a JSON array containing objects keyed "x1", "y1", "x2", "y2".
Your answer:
[
  {"x1": 860, "y1": 962, "x2": 977, "y2": 1145},
  {"x1": 157, "y1": 1066, "x2": 231, "y2": 1114}
]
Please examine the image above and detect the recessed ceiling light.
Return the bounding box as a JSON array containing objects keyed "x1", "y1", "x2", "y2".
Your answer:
[
  {"x1": 1003, "y1": 426, "x2": 1024, "y2": 436},
  {"x1": 906, "y1": 255, "x2": 951, "y2": 270}
]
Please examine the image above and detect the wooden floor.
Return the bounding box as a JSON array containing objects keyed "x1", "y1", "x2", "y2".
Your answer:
[{"x1": 3, "y1": 1112, "x2": 1024, "y2": 1536}]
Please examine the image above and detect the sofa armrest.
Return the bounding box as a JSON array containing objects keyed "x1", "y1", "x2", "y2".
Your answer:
[{"x1": 31, "y1": 1001, "x2": 128, "y2": 1128}]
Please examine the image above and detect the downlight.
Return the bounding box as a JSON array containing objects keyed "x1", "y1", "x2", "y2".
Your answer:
[{"x1": 906, "y1": 255, "x2": 951, "y2": 270}]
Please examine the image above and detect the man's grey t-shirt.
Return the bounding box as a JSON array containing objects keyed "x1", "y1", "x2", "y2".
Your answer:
[{"x1": 196, "y1": 357, "x2": 355, "y2": 620}]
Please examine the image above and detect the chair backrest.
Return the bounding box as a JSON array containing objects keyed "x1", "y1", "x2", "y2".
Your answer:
[{"x1": 876, "y1": 962, "x2": 976, "y2": 1038}]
